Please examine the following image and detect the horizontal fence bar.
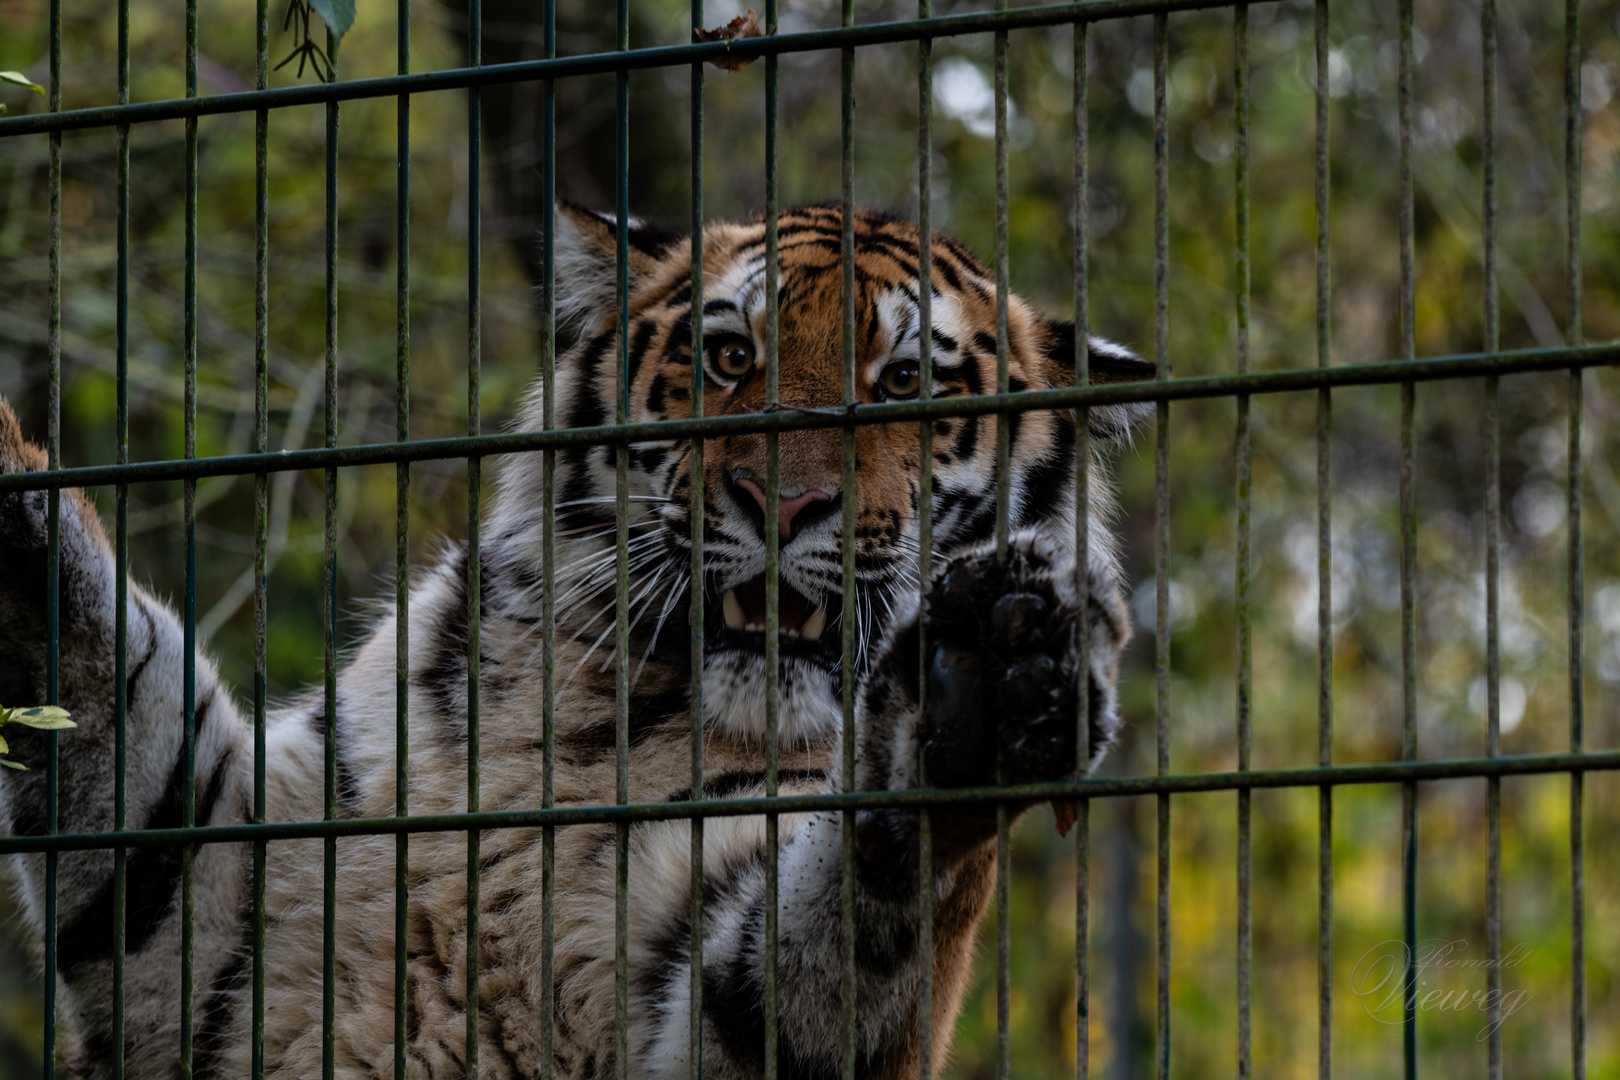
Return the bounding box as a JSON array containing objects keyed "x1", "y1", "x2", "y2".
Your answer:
[
  {"x1": 0, "y1": 0, "x2": 1244, "y2": 138},
  {"x1": 6, "y1": 749, "x2": 1616, "y2": 855},
  {"x1": 4, "y1": 345, "x2": 1614, "y2": 493}
]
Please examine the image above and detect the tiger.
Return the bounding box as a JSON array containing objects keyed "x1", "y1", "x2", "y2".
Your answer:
[{"x1": 0, "y1": 203, "x2": 1156, "y2": 1079}]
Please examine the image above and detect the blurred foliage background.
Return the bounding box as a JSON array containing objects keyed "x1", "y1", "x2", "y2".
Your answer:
[{"x1": 1, "y1": 0, "x2": 1619, "y2": 1075}]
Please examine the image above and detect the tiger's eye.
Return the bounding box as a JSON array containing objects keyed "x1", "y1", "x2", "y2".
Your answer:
[
  {"x1": 711, "y1": 335, "x2": 755, "y2": 378},
  {"x1": 880, "y1": 360, "x2": 921, "y2": 399}
]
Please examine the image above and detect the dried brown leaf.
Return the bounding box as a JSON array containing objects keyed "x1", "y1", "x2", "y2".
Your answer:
[
  {"x1": 693, "y1": 9, "x2": 765, "y2": 72},
  {"x1": 1052, "y1": 800, "x2": 1078, "y2": 837}
]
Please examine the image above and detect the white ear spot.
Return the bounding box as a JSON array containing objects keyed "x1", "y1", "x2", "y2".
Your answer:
[{"x1": 550, "y1": 208, "x2": 621, "y2": 336}]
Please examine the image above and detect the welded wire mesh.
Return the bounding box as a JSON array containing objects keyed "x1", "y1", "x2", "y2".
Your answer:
[{"x1": 0, "y1": 2, "x2": 1612, "y2": 1079}]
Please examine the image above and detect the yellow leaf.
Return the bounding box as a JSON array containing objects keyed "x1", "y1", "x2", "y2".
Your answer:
[
  {"x1": 8, "y1": 706, "x2": 75, "y2": 730},
  {"x1": 0, "y1": 71, "x2": 46, "y2": 97}
]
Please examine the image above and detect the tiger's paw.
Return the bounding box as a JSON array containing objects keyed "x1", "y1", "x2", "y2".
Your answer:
[{"x1": 920, "y1": 532, "x2": 1095, "y2": 790}]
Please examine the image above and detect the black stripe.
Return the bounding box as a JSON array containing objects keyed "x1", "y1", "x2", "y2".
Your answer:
[
  {"x1": 413, "y1": 548, "x2": 470, "y2": 732},
  {"x1": 305, "y1": 693, "x2": 363, "y2": 812},
  {"x1": 661, "y1": 767, "x2": 827, "y2": 806},
  {"x1": 565, "y1": 331, "x2": 615, "y2": 430},
  {"x1": 625, "y1": 317, "x2": 660, "y2": 391},
  {"x1": 58, "y1": 727, "x2": 232, "y2": 973},
  {"x1": 193, "y1": 856, "x2": 255, "y2": 1080},
  {"x1": 1019, "y1": 417, "x2": 1075, "y2": 527},
  {"x1": 124, "y1": 597, "x2": 158, "y2": 714}
]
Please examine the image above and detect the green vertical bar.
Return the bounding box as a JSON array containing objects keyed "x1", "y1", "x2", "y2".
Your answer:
[
  {"x1": 1561, "y1": 0, "x2": 1587, "y2": 1075},
  {"x1": 991, "y1": 4, "x2": 1011, "y2": 562},
  {"x1": 991, "y1": 7, "x2": 1011, "y2": 1080},
  {"x1": 763, "y1": 0, "x2": 782, "y2": 1075},
  {"x1": 1232, "y1": 9, "x2": 1251, "y2": 1080},
  {"x1": 539, "y1": 4, "x2": 557, "y2": 1078},
  {"x1": 687, "y1": 0, "x2": 706, "y2": 1074},
  {"x1": 1070, "y1": 17, "x2": 1089, "y2": 1080},
  {"x1": 465, "y1": 0, "x2": 483, "y2": 1072},
  {"x1": 838, "y1": 5, "x2": 857, "y2": 1079},
  {"x1": 394, "y1": 0, "x2": 412, "y2": 1073},
  {"x1": 251, "y1": 0, "x2": 269, "y2": 1071},
  {"x1": 322, "y1": 30, "x2": 340, "y2": 1080},
  {"x1": 1564, "y1": 1, "x2": 1585, "y2": 1075},
  {"x1": 917, "y1": 4, "x2": 936, "y2": 1079},
  {"x1": 1313, "y1": 1, "x2": 1332, "y2": 1076},
  {"x1": 180, "y1": 0, "x2": 200, "y2": 1068},
  {"x1": 43, "y1": 0, "x2": 62, "y2": 1069},
  {"x1": 1395, "y1": 0, "x2": 1418, "y2": 1073},
  {"x1": 1151, "y1": 15, "x2": 1170, "y2": 1080},
  {"x1": 614, "y1": 5, "x2": 632, "y2": 1080},
  {"x1": 113, "y1": 0, "x2": 130, "y2": 1069},
  {"x1": 1480, "y1": 1, "x2": 1503, "y2": 1074}
]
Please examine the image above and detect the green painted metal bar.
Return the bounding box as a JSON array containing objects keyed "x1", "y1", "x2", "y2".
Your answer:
[
  {"x1": 1564, "y1": 2, "x2": 1586, "y2": 1077},
  {"x1": 9, "y1": 345, "x2": 1609, "y2": 496},
  {"x1": 322, "y1": 31, "x2": 341, "y2": 1080},
  {"x1": 1396, "y1": 0, "x2": 1417, "y2": 1073},
  {"x1": 1152, "y1": 13, "x2": 1171, "y2": 1080},
  {"x1": 917, "y1": 3, "x2": 936, "y2": 1078},
  {"x1": 1313, "y1": 1, "x2": 1332, "y2": 1077},
  {"x1": 10, "y1": 9, "x2": 1611, "y2": 1078},
  {"x1": 1070, "y1": 15, "x2": 1090, "y2": 1080},
  {"x1": 763, "y1": 0, "x2": 782, "y2": 1074},
  {"x1": 839, "y1": 4, "x2": 857, "y2": 1077},
  {"x1": 686, "y1": 1, "x2": 706, "y2": 1077},
  {"x1": 466, "y1": 1, "x2": 484, "y2": 1073},
  {"x1": 992, "y1": 7, "x2": 1012, "y2": 563},
  {"x1": 251, "y1": 0, "x2": 270, "y2": 1072},
  {"x1": 0, "y1": 0, "x2": 1294, "y2": 140},
  {"x1": 394, "y1": 0, "x2": 413, "y2": 1073},
  {"x1": 43, "y1": 0, "x2": 63, "y2": 1068},
  {"x1": 180, "y1": 0, "x2": 200, "y2": 1068},
  {"x1": 113, "y1": 0, "x2": 131, "y2": 1068},
  {"x1": 540, "y1": 4, "x2": 558, "y2": 1077},
  {"x1": 614, "y1": 5, "x2": 632, "y2": 1079},
  {"x1": 6, "y1": 748, "x2": 1620, "y2": 854},
  {"x1": 1232, "y1": 8, "x2": 1252, "y2": 1079},
  {"x1": 1480, "y1": 1, "x2": 1502, "y2": 1074},
  {"x1": 991, "y1": 6, "x2": 1012, "y2": 1080}
]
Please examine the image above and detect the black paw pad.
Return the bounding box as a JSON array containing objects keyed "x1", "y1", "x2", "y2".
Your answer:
[
  {"x1": 933, "y1": 562, "x2": 984, "y2": 621},
  {"x1": 998, "y1": 653, "x2": 1057, "y2": 716},
  {"x1": 922, "y1": 643, "x2": 995, "y2": 788},
  {"x1": 990, "y1": 593, "x2": 1048, "y2": 649}
]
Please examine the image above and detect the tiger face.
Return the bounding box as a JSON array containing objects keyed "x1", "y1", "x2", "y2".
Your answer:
[{"x1": 494, "y1": 204, "x2": 1155, "y2": 747}]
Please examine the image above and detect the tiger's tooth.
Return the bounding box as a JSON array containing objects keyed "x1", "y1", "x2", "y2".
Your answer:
[
  {"x1": 723, "y1": 590, "x2": 745, "y2": 630},
  {"x1": 800, "y1": 607, "x2": 827, "y2": 643}
]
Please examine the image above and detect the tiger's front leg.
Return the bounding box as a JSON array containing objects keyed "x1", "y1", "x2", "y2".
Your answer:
[
  {"x1": 674, "y1": 529, "x2": 1130, "y2": 1080},
  {"x1": 0, "y1": 397, "x2": 254, "y2": 1078}
]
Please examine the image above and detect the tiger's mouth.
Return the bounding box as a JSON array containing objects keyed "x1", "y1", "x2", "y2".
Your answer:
[{"x1": 704, "y1": 572, "x2": 840, "y2": 664}]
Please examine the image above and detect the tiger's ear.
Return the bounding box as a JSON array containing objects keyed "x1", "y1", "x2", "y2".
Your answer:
[
  {"x1": 1040, "y1": 318, "x2": 1159, "y2": 440},
  {"x1": 552, "y1": 202, "x2": 681, "y2": 335}
]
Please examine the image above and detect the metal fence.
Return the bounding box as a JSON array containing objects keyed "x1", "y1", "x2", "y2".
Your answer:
[{"x1": 0, "y1": 0, "x2": 1614, "y2": 1078}]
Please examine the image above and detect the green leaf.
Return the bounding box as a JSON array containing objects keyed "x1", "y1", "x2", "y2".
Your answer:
[
  {"x1": 0, "y1": 71, "x2": 47, "y2": 97},
  {"x1": 0, "y1": 758, "x2": 27, "y2": 771},
  {"x1": 6, "y1": 706, "x2": 76, "y2": 730},
  {"x1": 305, "y1": 0, "x2": 355, "y2": 45},
  {"x1": 0, "y1": 732, "x2": 8, "y2": 755}
]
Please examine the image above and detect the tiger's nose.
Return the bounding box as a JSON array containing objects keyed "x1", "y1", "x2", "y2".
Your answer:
[{"x1": 731, "y1": 475, "x2": 836, "y2": 542}]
